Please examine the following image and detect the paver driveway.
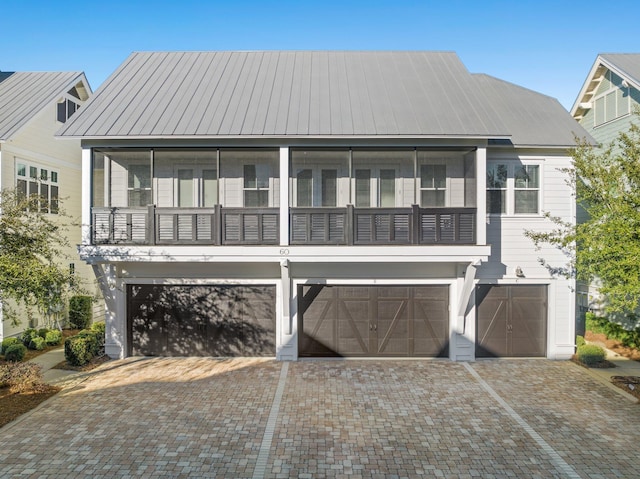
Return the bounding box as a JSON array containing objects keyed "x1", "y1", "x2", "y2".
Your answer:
[{"x1": 0, "y1": 358, "x2": 638, "y2": 478}]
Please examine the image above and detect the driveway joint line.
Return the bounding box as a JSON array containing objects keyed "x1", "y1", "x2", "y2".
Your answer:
[
  {"x1": 252, "y1": 361, "x2": 288, "y2": 479},
  {"x1": 463, "y1": 362, "x2": 582, "y2": 479}
]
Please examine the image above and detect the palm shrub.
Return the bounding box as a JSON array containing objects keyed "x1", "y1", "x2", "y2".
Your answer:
[
  {"x1": 21, "y1": 328, "x2": 38, "y2": 345},
  {"x1": 29, "y1": 336, "x2": 46, "y2": 351}
]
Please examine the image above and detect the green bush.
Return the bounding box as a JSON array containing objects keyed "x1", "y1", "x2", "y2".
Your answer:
[
  {"x1": 69, "y1": 295, "x2": 93, "y2": 330},
  {"x1": 1, "y1": 337, "x2": 21, "y2": 354},
  {"x1": 90, "y1": 322, "x2": 106, "y2": 353},
  {"x1": 586, "y1": 313, "x2": 640, "y2": 350},
  {"x1": 44, "y1": 330, "x2": 63, "y2": 346},
  {"x1": 4, "y1": 343, "x2": 27, "y2": 362},
  {"x1": 0, "y1": 362, "x2": 46, "y2": 393},
  {"x1": 577, "y1": 344, "x2": 606, "y2": 366},
  {"x1": 37, "y1": 328, "x2": 50, "y2": 339},
  {"x1": 21, "y1": 328, "x2": 38, "y2": 345},
  {"x1": 90, "y1": 321, "x2": 105, "y2": 335},
  {"x1": 576, "y1": 335, "x2": 586, "y2": 348},
  {"x1": 77, "y1": 330, "x2": 100, "y2": 356},
  {"x1": 64, "y1": 336, "x2": 94, "y2": 366},
  {"x1": 29, "y1": 336, "x2": 46, "y2": 351}
]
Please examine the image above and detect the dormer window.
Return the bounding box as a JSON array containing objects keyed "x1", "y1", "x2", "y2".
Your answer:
[{"x1": 57, "y1": 98, "x2": 79, "y2": 123}]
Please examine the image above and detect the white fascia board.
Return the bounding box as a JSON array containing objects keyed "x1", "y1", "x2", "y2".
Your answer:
[
  {"x1": 78, "y1": 245, "x2": 491, "y2": 265},
  {"x1": 570, "y1": 56, "x2": 604, "y2": 117}
]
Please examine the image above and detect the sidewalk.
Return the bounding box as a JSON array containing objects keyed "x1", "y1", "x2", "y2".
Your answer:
[
  {"x1": 578, "y1": 344, "x2": 640, "y2": 403},
  {"x1": 27, "y1": 347, "x2": 85, "y2": 386}
]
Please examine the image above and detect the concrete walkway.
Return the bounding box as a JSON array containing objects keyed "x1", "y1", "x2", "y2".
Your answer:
[
  {"x1": 0, "y1": 357, "x2": 638, "y2": 478},
  {"x1": 578, "y1": 345, "x2": 640, "y2": 403},
  {"x1": 27, "y1": 347, "x2": 87, "y2": 386}
]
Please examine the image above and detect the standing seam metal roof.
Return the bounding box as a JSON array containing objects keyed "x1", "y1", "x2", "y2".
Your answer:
[
  {"x1": 57, "y1": 51, "x2": 589, "y2": 146},
  {"x1": 0, "y1": 71, "x2": 85, "y2": 141}
]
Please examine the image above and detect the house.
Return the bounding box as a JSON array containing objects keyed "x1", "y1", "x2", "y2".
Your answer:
[
  {"x1": 0, "y1": 70, "x2": 96, "y2": 341},
  {"x1": 57, "y1": 51, "x2": 592, "y2": 361},
  {"x1": 571, "y1": 53, "x2": 640, "y2": 322}
]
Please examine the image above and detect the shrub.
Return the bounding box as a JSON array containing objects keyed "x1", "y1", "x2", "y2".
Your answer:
[
  {"x1": 576, "y1": 335, "x2": 586, "y2": 348},
  {"x1": 69, "y1": 295, "x2": 93, "y2": 329},
  {"x1": 29, "y1": 336, "x2": 46, "y2": 351},
  {"x1": 3, "y1": 343, "x2": 27, "y2": 362},
  {"x1": 77, "y1": 330, "x2": 100, "y2": 356},
  {"x1": 21, "y1": 328, "x2": 38, "y2": 345},
  {"x1": 64, "y1": 336, "x2": 94, "y2": 366},
  {"x1": 90, "y1": 321, "x2": 105, "y2": 336},
  {"x1": 1, "y1": 337, "x2": 21, "y2": 354},
  {"x1": 0, "y1": 362, "x2": 46, "y2": 393},
  {"x1": 37, "y1": 328, "x2": 50, "y2": 339},
  {"x1": 90, "y1": 322, "x2": 106, "y2": 354},
  {"x1": 586, "y1": 313, "x2": 640, "y2": 350},
  {"x1": 44, "y1": 330, "x2": 63, "y2": 346},
  {"x1": 577, "y1": 344, "x2": 606, "y2": 366}
]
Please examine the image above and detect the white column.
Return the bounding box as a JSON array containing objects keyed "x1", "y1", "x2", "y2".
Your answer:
[
  {"x1": 476, "y1": 146, "x2": 487, "y2": 245},
  {"x1": 81, "y1": 148, "x2": 92, "y2": 245},
  {"x1": 279, "y1": 147, "x2": 289, "y2": 246},
  {"x1": 92, "y1": 264, "x2": 123, "y2": 358}
]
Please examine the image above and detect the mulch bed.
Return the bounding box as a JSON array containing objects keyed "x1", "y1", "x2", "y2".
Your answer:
[
  {"x1": 585, "y1": 331, "x2": 640, "y2": 361},
  {"x1": 570, "y1": 356, "x2": 617, "y2": 369},
  {"x1": 610, "y1": 376, "x2": 640, "y2": 400},
  {"x1": 0, "y1": 386, "x2": 60, "y2": 429}
]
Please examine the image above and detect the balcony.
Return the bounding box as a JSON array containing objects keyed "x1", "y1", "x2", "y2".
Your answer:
[{"x1": 91, "y1": 205, "x2": 475, "y2": 246}]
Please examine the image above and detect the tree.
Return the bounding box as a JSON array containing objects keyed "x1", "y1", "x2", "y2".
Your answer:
[
  {"x1": 525, "y1": 120, "x2": 640, "y2": 315},
  {"x1": 0, "y1": 190, "x2": 82, "y2": 328}
]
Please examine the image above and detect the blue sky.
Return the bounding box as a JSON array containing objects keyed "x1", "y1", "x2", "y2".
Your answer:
[{"x1": 2, "y1": 0, "x2": 639, "y2": 110}]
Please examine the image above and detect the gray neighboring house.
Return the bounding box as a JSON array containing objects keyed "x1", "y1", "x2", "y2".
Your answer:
[
  {"x1": 0, "y1": 71, "x2": 96, "y2": 342},
  {"x1": 57, "y1": 51, "x2": 592, "y2": 361},
  {"x1": 571, "y1": 53, "x2": 640, "y2": 322}
]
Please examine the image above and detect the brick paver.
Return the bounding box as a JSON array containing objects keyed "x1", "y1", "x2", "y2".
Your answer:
[{"x1": 0, "y1": 358, "x2": 638, "y2": 478}]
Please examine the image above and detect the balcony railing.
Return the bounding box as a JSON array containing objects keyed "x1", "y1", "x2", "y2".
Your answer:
[
  {"x1": 92, "y1": 206, "x2": 279, "y2": 246},
  {"x1": 91, "y1": 205, "x2": 476, "y2": 246},
  {"x1": 290, "y1": 205, "x2": 476, "y2": 245}
]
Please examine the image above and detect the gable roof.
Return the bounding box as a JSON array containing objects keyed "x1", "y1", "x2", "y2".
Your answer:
[
  {"x1": 58, "y1": 51, "x2": 588, "y2": 147},
  {"x1": 571, "y1": 53, "x2": 640, "y2": 118},
  {"x1": 0, "y1": 71, "x2": 89, "y2": 141}
]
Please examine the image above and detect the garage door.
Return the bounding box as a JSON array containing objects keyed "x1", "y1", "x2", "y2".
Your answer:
[
  {"x1": 128, "y1": 284, "x2": 276, "y2": 357},
  {"x1": 476, "y1": 285, "x2": 547, "y2": 357},
  {"x1": 298, "y1": 285, "x2": 449, "y2": 357}
]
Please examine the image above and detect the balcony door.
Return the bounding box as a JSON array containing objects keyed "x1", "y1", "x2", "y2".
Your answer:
[
  {"x1": 294, "y1": 167, "x2": 342, "y2": 207},
  {"x1": 354, "y1": 167, "x2": 398, "y2": 207},
  {"x1": 176, "y1": 166, "x2": 218, "y2": 208}
]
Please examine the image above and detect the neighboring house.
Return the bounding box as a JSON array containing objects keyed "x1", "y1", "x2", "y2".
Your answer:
[
  {"x1": 0, "y1": 71, "x2": 97, "y2": 341},
  {"x1": 571, "y1": 53, "x2": 640, "y2": 323},
  {"x1": 57, "y1": 51, "x2": 592, "y2": 361}
]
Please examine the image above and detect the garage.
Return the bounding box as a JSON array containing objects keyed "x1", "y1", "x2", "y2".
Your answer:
[
  {"x1": 476, "y1": 285, "x2": 547, "y2": 357},
  {"x1": 127, "y1": 284, "x2": 276, "y2": 357},
  {"x1": 298, "y1": 285, "x2": 449, "y2": 357}
]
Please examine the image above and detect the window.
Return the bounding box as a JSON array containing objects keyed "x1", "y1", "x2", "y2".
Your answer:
[
  {"x1": 243, "y1": 164, "x2": 269, "y2": 207},
  {"x1": 128, "y1": 164, "x2": 152, "y2": 206},
  {"x1": 355, "y1": 169, "x2": 371, "y2": 207},
  {"x1": 486, "y1": 163, "x2": 508, "y2": 214},
  {"x1": 57, "y1": 98, "x2": 80, "y2": 123},
  {"x1": 296, "y1": 169, "x2": 313, "y2": 207},
  {"x1": 486, "y1": 162, "x2": 541, "y2": 215},
  {"x1": 16, "y1": 160, "x2": 59, "y2": 214},
  {"x1": 321, "y1": 169, "x2": 337, "y2": 207},
  {"x1": 420, "y1": 164, "x2": 446, "y2": 207},
  {"x1": 594, "y1": 71, "x2": 631, "y2": 127}
]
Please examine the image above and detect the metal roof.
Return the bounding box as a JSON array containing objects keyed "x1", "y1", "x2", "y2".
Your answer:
[
  {"x1": 58, "y1": 51, "x2": 587, "y2": 146},
  {"x1": 571, "y1": 53, "x2": 640, "y2": 118},
  {"x1": 0, "y1": 71, "x2": 86, "y2": 141}
]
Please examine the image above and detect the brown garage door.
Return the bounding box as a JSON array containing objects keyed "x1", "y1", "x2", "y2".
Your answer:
[
  {"x1": 128, "y1": 284, "x2": 276, "y2": 357},
  {"x1": 299, "y1": 285, "x2": 449, "y2": 357},
  {"x1": 476, "y1": 285, "x2": 547, "y2": 357}
]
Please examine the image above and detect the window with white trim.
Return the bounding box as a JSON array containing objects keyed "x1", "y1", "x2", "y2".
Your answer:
[
  {"x1": 420, "y1": 164, "x2": 446, "y2": 207},
  {"x1": 16, "y1": 160, "x2": 59, "y2": 214},
  {"x1": 594, "y1": 70, "x2": 631, "y2": 127},
  {"x1": 486, "y1": 161, "x2": 541, "y2": 215}
]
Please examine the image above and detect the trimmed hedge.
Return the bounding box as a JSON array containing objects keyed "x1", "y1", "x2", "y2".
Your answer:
[
  {"x1": 21, "y1": 328, "x2": 39, "y2": 345},
  {"x1": 577, "y1": 344, "x2": 606, "y2": 366},
  {"x1": 69, "y1": 295, "x2": 93, "y2": 330},
  {"x1": 1, "y1": 337, "x2": 21, "y2": 354},
  {"x1": 586, "y1": 312, "x2": 640, "y2": 350},
  {"x1": 45, "y1": 330, "x2": 63, "y2": 346},
  {"x1": 64, "y1": 335, "x2": 94, "y2": 366},
  {"x1": 29, "y1": 336, "x2": 46, "y2": 351},
  {"x1": 4, "y1": 343, "x2": 27, "y2": 362}
]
